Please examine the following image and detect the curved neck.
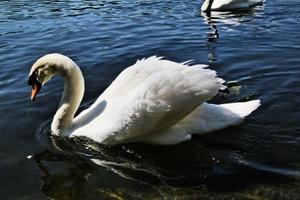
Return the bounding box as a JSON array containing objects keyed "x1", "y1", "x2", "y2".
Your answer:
[
  {"x1": 201, "y1": 0, "x2": 214, "y2": 12},
  {"x1": 51, "y1": 61, "x2": 85, "y2": 136}
]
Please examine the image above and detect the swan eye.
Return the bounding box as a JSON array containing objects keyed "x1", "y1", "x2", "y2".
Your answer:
[{"x1": 28, "y1": 71, "x2": 40, "y2": 86}]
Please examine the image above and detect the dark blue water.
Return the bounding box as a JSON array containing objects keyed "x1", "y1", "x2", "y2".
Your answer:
[{"x1": 1, "y1": 0, "x2": 300, "y2": 199}]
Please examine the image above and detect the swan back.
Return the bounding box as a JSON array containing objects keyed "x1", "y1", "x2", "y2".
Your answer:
[
  {"x1": 201, "y1": 0, "x2": 264, "y2": 11},
  {"x1": 70, "y1": 57, "x2": 225, "y2": 144}
]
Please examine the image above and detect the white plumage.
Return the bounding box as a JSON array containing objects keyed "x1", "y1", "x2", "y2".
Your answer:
[
  {"x1": 29, "y1": 54, "x2": 260, "y2": 145},
  {"x1": 201, "y1": 0, "x2": 264, "y2": 12}
]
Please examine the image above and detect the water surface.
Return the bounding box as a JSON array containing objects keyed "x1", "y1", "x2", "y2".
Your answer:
[{"x1": 0, "y1": 0, "x2": 300, "y2": 199}]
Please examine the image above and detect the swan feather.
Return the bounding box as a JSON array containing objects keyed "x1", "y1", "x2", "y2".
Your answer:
[
  {"x1": 29, "y1": 54, "x2": 260, "y2": 145},
  {"x1": 69, "y1": 57, "x2": 224, "y2": 144}
]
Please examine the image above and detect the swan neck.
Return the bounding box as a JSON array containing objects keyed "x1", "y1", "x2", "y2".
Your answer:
[
  {"x1": 51, "y1": 61, "x2": 85, "y2": 136},
  {"x1": 201, "y1": 0, "x2": 214, "y2": 12}
]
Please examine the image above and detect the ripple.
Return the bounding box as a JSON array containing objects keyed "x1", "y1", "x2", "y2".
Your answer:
[{"x1": 1, "y1": 0, "x2": 300, "y2": 199}]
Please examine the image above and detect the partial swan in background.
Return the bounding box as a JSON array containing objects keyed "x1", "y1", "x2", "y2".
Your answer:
[
  {"x1": 201, "y1": 0, "x2": 264, "y2": 12},
  {"x1": 28, "y1": 54, "x2": 260, "y2": 145}
]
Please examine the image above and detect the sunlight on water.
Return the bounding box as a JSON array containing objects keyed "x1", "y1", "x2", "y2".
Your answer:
[{"x1": 0, "y1": 0, "x2": 300, "y2": 199}]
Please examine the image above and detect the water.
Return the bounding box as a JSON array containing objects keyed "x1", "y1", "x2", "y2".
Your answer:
[{"x1": 1, "y1": 0, "x2": 300, "y2": 199}]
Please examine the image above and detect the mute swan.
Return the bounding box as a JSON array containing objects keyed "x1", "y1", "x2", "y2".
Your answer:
[
  {"x1": 201, "y1": 0, "x2": 264, "y2": 12},
  {"x1": 28, "y1": 54, "x2": 260, "y2": 145}
]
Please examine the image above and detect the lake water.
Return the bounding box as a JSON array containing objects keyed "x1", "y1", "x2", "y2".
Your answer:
[{"x1": 1, "y1": 0, "x2": 300, "y2": 199}]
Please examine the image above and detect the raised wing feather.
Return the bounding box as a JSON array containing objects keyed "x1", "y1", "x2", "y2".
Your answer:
[
  {"x1": 71, "y1": 57, "x2": 224, "y2": 144},
  {"x1": 100, "y1": 56, "x2": 178, "y2": 98},
  {"x1": 100, "y1": 57, "x2": 225, "y2": 143}
]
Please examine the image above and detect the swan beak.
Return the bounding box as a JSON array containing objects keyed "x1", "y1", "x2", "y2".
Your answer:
[
  {"x1": 28, "y1": 72, "x2": 42, "y2": 101},
  {"x1": 31, "y1": 82, "x2": 42, "y2": 101}
]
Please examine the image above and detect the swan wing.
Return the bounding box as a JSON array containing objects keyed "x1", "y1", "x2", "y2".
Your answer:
[
  {"x1": 100, "y1": 56, "x2": 184, "y2": 98},
  {"x1": 100, "y1": 57, "x2": 224, "y2": 143},
  {"x1": 72, "y1": 57, "x2": 164, "y2": 124}
]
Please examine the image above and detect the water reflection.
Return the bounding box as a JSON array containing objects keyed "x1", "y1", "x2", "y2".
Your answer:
[
  {"x1": 33, "y1": 135, "x2": 213, "y2": 198},
  {"x1": 201, "y1": 7, "x2": 265, "y2": 62},
  {"x1": 32, "y1": 128, "x2": 300, "y2": 199},
  {"x1": 34, "y1": 150, "x2": 92, "y2": 199},
  {"x1": 2, "y1": 0, "x2": 300, "y2": 198},
  {"x1": 202, "y1": 10, "x2": 258, "y2": 26}
]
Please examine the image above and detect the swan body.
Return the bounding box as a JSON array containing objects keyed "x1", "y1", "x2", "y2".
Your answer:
[
  {"x1": 201, "y1": 0, "x2": 264, "y2": 12},
  {"x1": 28, "y1": 54, "x2": 260, "y2": 145}
]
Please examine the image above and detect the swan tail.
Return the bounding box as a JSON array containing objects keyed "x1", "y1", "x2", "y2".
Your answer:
[
  {"x1": 182, "y1": 100, "x2": 261, "y2": 134},
  {"x1": 140, "y1": 100, "x2": 260, "y2": 145},
  {"x1": 218, "y1": 100, "x2": 261, "y2": 118}
]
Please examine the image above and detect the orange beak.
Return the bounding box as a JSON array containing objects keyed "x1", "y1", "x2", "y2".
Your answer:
[{"x1": 31, "y1": 83, "x2": 42, "y2": 101}]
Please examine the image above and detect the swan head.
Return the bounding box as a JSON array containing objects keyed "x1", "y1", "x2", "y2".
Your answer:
[{"x1": 28, "y1": 53, "x2": 74, "y2": 101}]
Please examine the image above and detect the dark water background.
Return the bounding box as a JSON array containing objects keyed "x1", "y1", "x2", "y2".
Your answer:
[{"x1": 1, "y1": 0, "x2": 300, "y2": 199}]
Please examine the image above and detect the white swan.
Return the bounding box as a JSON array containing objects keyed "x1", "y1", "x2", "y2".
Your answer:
[
  {"x1": 28, "y1": 54, "x2": 260, "y2": 145},
  {"x1": 201, "y1": 0, "x2": 264, "y2": 12}
]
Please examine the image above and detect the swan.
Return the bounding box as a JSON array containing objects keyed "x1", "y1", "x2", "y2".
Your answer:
[
  {"x1": 201, "y1": 0, "x2": 264, "y2": 12},
  {"x1": 28, "y1": 54, "x2": 260, "y2": 145}
]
